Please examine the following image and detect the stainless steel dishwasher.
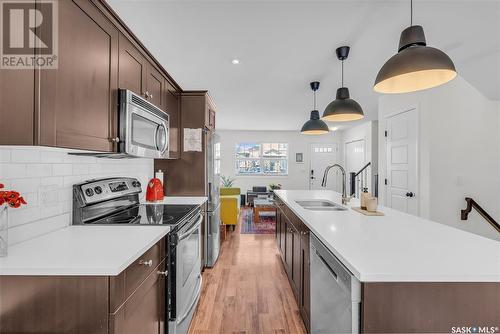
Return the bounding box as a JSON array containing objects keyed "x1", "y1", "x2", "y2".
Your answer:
[{"x1": 310, "y1": 234, "x2": 361, "y2": 334}]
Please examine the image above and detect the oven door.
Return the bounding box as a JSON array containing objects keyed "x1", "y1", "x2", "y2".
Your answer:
[
  {"x1": 122, "y1": 91, "x2": 169, "y2": 159},
  {"x1": 172, "y1": 213, "x2": 202, "y2": 334}
]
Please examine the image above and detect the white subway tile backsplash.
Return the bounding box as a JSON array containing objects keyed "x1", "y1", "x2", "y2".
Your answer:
[
  {"x1": 26, "y1": 164, "x2": 52, "y2": 177},
  {"x1": 72, "y1": 163, "x2": 89, "y2": 175},
  {"x1": 10, "y1": 178, "x2": 41, "y2": 194},
  {"x1": 8, "y1": 207, "x2": 41, "y2": 227},
  {"x1": 3, "y1": 164, "x2": 27, "y2": 179},
  {"x1": 40, "y1": 176, "x2": 64, "y2": 187},
  {"x1": 53, "y1": 164, "x2": 73, "y2": 176},
  {"x1": 1, "y1": 146, "x2": 153, "y2": 245},
  {"x1": 11, "y1": 149, "x2": 41, "y2": 163},
  {"x1": 0, "y1": 149, "x2": 11, "y2": 162}
]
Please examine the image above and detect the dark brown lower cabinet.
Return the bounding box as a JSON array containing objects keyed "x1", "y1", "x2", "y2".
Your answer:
[
  {"x1": 275, "y1": 199, "x2": 311, "y2": 333},
  {"x1": 109, "y1": 260, "x2": 165, "y2": 334},
  {"x1": 0, "y1": 240, "x2": 165, "y2": 334},
  {"x1": 299, "y1": 229, "x2": 311, "y2": 333}
]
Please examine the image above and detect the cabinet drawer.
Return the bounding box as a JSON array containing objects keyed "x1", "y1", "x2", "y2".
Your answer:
[
  {"x1": 110, "y1": 239, "x2": 165, "y2": 312},
  {"x1": 109, "y1": 259, "x2": 166, "y2": 334}
]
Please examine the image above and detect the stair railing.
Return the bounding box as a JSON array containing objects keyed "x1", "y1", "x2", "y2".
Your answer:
[{"x1": 461, "y1": 197, "x2": 500, "y2": 233}]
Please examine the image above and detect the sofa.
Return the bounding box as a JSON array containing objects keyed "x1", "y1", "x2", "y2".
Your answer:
[{"x1": 220, "y1": 187, "x2": 241, "y2": 229}]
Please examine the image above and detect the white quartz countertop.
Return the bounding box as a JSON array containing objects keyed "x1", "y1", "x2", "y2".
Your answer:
[
  {"x1": 141, "y1": 196, "x2": 208, "y2": 206},
  {"x1": 0, "y1": 226, "x2": 171, "y2": 276},
  {"x1": 0, "y1": 198, "x2": 207, "y2": 276},
  {"x1": 274, "y1": 190, "x2": 500, "y2": 282}
]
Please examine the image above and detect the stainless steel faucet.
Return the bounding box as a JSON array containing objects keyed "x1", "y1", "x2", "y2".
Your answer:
[{"x1": 321, "y1": 164, "x2": 350, "y2": 205}]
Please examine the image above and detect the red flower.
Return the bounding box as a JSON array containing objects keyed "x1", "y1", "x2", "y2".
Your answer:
[{"x1": 0, "y1": 184, "x2": 27, "y2": 209}]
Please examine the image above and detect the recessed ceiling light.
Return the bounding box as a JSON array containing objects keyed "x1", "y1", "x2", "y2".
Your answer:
[
  {"x1": 231, "y1": 59, "x2": 240, "y2": 65},
  {"x1": 330, "y1": 126, "x2": 339, "y2": 131}
]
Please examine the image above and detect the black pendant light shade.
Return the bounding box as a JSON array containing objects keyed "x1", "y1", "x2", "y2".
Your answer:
[
  {"x1": 322, "y1": 46, "x2": 365, "y2": 122},
  {"x1": 322, "y1": 87, "x2": 364, "y2": 122},
  {"x1": 301, "y1": 82, "x2": 329, "y2": 135},
  {"x1": 301, "y1": 110, "x2": 329, "y2": 135},
  {"x1": 374, "y1": 2, "x2": 457, "y2": 93}
]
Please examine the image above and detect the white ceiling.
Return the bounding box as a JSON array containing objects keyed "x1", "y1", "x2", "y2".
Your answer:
[{"x1": 107, "y1": 0, "x2": 500, "y2": 131}]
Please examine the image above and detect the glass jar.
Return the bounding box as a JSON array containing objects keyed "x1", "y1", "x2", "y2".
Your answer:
[{"x1": 0, "y1": 205, "x2": 7, "y2": 257}]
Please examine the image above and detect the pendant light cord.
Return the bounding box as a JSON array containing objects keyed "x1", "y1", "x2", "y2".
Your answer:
[
  {"x1": 313, "y1": 88, "x2": 317, "y2": 110},
  {"x1": 341, "y1": 60, "x2": 344, "y2": 87},
  {"x1": 410, "y1": 0, "x2": 413, "y2": 26}
]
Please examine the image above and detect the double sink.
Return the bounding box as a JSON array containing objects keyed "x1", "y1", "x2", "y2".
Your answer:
[{"x1": 295, "y1": 200, "x2": 347, "y2": 211}]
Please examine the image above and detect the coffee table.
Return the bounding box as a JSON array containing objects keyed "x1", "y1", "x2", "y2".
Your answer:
[{"x1": 253, "y1": 198, "x2": 276, "y2": 224}]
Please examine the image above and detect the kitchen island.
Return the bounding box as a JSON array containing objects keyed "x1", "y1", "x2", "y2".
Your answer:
[{"x1": 274, "y1": 189, "x2": 500, "y2": 333}]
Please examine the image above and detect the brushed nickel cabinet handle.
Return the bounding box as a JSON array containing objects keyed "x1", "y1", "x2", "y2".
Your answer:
[
  {"x1": 157, "y1": 270, "x2": 168, "y2": 277},
  {"x1": 139, "y1": 259, "x2": 153, "y2": 267}
]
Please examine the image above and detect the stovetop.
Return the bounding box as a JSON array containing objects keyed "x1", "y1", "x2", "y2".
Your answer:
[{"x1": 89, "y1": 204, "x2": 198, "y2": 226}]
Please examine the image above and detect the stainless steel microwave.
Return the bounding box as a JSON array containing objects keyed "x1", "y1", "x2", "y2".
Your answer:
[{"x1": 117, "y1": 89, "x2": 169, "y2": 159}]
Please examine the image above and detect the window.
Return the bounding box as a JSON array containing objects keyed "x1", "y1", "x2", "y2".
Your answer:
[{"x1": 235, "y1": 142, "x2": 288, "y2": 175}]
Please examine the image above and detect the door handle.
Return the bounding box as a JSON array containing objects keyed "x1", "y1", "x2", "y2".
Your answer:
[{"x1": 406, "y1": 192, "x2": 414, "y2": 198}]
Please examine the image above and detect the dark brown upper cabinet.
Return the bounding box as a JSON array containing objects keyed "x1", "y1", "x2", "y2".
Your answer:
[
  {"x1": 0, "y1": 69, "x2": 35, "y2": 145},
  {"x1": 0, "y1": 0, "x2": 183, "y2": 153},
  {"x1": 165, "y1": 80, "x2": 180, "y2": 159},
  {"x1": 118, "y1": 33, "x2": 167, "y2": 111},
  {"x1": 146, "y1": 64, "x2": 166, "y2": 110},
  {"x1": 118, "y1": 33, "x2": 147, "y2": 98},
  {"x1": 38, "y1": 0, "x2": 118, "y2": 152}
]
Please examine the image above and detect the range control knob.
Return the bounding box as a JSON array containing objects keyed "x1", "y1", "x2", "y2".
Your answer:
[
  {"x1": 85, "y1": 188, "x2": 94, "y2": 197},
  {"x1": 94, "y1": 186, "x2": 102, "y2": 194},
  {"x1": 132, "y1": 181, "x2": 141, "y2": 188}
]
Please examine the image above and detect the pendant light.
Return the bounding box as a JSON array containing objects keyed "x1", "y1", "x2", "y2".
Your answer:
[
  {"x1": 322, "y1": 46, "x2": 364, "y2": 122},
  {"x1": 301, "y1": 82, "x2": 329, "y2": 135},
  {"x1": 374, "y1": 0, "x2": 457, "y2": 93}
]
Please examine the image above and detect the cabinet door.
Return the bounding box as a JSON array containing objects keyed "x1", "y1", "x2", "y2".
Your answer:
[
  {"x1": 279, "y1": 211, "x2": 286, "y2": 258},
  {"x1": 39, "y1": 0, "x2": 118, "y2": 151},
  {"x1": 0, "y1": 69, "x2": 34, "y2": 145},
  {"x1": 118, "y1": 33, "x2": 147, "y2": 97},
  {"x1": 275, "y1": 210, "x2": 281, "y2": 247},
  {"x1": 165, "y1": 80, "x2": 180, "y2": 159},
  {"x1": 110, "y1": 260, "x2": 165, "y2": 334},
  {"x1": 285, "y1": 218, "x2": 293, "y2": 276},
  {"x1": 292, "y1": 223, "x2": 301, "y2": 297},
  {"x1": 300, "y1": 229, "x2": 311, "y2": 332},
  {"x1": 146, "y1": 64, "x2": 165, "y2": 110}
]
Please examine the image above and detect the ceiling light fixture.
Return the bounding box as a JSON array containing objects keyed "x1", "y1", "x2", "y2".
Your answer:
[
  {"x1": 301, "y1": 81, "x2": 329, "y2": 135},
  {"x1": 330, "y1": 126, "x2": 339, "y2": 131},
  {"x1": 322, "y1": 46, "x2": 364, "y2": 122},
  {"x1": 373, "y1": 0, "x2": 457, "y2": 93},
  {"x1": 231, "y1": 59, "x2": 240, "y2": 65}
]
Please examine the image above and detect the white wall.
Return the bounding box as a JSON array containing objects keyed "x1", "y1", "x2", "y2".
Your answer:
[
  {"x1": 341, "y1": 121, "x2": 378, "y2": 196},
  {"x1": 378, "y1": 76, "x2": 500, "y2": 241},
  {"x1": 0, "y1": 147, "x2": 153, "y2": 245},
  {"x1": 218, "y1": 130, "x2": 343, "y2": 193}
]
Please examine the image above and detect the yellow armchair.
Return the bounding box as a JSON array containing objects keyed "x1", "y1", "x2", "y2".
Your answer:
[{"x1": 220, "y1": 188, "x2": 241, "y2": 228}]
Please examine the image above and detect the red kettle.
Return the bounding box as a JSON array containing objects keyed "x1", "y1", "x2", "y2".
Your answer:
[{"x1": 146, "y1": 178, "x2": 164, "y2": 202}]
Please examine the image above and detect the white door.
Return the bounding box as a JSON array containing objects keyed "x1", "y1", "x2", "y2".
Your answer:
[
  {"x1": 309, "y1": 143, "x2": 339, "y2": 191},
  {"x1": 345, "y1": 139, "x2": 366, "y2": 196},
  {"x1": 386, "y1": 108, "x2": 419, "y2": 215}
]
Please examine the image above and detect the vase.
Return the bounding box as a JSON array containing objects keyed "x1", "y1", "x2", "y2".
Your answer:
[{"x1": 0, "y1": 205, "x2": 7, "y2": 257}]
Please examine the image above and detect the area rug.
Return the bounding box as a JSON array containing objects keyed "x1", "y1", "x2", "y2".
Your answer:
[{"x1": 240, "y1": 207, "x2": 276, "y2": 234}]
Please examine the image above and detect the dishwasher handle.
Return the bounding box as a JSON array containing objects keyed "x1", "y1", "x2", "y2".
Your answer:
[{"x1": 315, "y1": 249, "x2": 338, "y2": 281}]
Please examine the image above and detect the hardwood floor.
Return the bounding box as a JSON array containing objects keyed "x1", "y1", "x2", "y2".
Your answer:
[{"x1": 189, "y1": 221, "x2": 307, "y2": 334}]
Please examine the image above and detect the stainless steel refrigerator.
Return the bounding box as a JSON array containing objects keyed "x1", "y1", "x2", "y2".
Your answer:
[{"x1": 205, "y1": 132, "x2": 221, "y2": 267}]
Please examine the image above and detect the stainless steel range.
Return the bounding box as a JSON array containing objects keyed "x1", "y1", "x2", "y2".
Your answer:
[{"x1": 72, "y1": 177, "x2": 202, "y2": 334}]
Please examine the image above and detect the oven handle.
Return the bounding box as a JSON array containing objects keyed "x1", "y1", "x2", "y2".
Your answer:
[
  {"x1": 178, "y1": 214, "x2": 202, "y2": 241},
  {"x1": 176, "y1": 274, "x2": 202, "y2": 325}
]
